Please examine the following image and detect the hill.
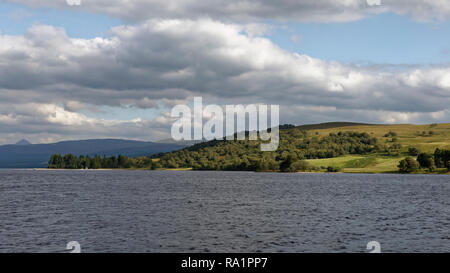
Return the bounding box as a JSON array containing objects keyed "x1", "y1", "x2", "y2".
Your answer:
[
  {"x1": 0, "y1": 139, "x2": 186, "y2": 168},
  {"x1": 15, "y1": 139, "x2": 32, "y2": 145},
  {"x1": 295, "y1": 122, "x2": 374, "y2": 131},
  {"x1": 153, "y1": 122, "x2": 450, "y2": 173}
]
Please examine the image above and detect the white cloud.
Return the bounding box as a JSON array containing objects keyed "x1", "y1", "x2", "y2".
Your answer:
[
  {"x1": 384, "y1": 0, "x2": 450, "y2": 22},
  {"x1": 5, "y1": 0, "x2": 374, "y2": 22},
  {"x1": 7, "y1": 0, "x2": 450, "y2": 23},
  {"x1": 1, "y1": 19, "x2": 450, "y2": 143},
  {"x1": 0, "y1": 101, "x2": 174, "y2": 144}
]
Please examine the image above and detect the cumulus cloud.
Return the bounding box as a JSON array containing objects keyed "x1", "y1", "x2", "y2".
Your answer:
[
  {"x1": 2, "y1": 20, "x2": 450, "y2": 108},
  {"x1": 385, "y1": 0, "x2": 450, "y2": 22},
  {"x1": 4, "y1": 0, "x2": 378, "y2": 22},
  {"x1": 6, "y1": 0, "x2": 450, "y2": 23},
  {"x1": 1, "y1": 19, "x2": 450, "y2": 143},
  {"x1": 0, "y1": 102, "x2": 174, "y2": 144}
]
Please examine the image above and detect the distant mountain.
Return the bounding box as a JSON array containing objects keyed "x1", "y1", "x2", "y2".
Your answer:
[
  {"x1": 157, "y1": 138, "x2": 205, "y2": 145},
  {"x1": 295, "y1": 122, "x2": 374, "y2": 131},
  {"x1": 0, "y1": 139, "x2": 187, "y2": 168},
  {"x1": 15, "y1": 139, "x2": 31, "y2": 145}
]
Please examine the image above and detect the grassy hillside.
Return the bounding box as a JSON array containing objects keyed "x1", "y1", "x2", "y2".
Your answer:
[
  {"x1": 152, "y1": 122, "x2": 450, "y2": 174},
  {"x1": 305, "y1": 155, "x2": 404, "y2": 173},
  {"x1": 299, "y1": 123, "x2": 450, "y2": 173},
  {"x1": 305, "y1": 123, "x2": 450, "y2": 153}
]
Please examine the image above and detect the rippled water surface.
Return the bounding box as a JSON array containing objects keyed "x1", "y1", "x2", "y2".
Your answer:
[{"x1": 0, "y1": 170, "x2": 448, "y2": 253}]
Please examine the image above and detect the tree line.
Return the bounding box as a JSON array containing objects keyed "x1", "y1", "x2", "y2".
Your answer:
[
  {"x1": 398, "y1": 148, "x2": 450, "y2": 173},
  {"x1": 48, "y1": 154, "x2": 154, "y2": 169},
  {"x1": 47, "y1": 127, "x2": 450, "y2": 174},
  {"x1": 155, "y1": 130, "x2": 382, "y2": 172}
]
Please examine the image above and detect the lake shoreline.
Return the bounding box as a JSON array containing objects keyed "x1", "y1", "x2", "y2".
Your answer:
[{"x1": 38, "y1": 168, "x2": 450, "y2": 175}]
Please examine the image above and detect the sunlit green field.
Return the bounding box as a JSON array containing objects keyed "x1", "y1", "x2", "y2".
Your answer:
[
  {"x1": 310, "y1": 123, "x2": 450, "y2": 153},
  {"x1": 302, "y1": 123, "x2": 450, "y2": 173},
  {"x1": 305, "y1": 155, "x2": 405, "y2": 173},
  {"x1": 156, "y1": 123, "x2": 450, "y2": 174}
]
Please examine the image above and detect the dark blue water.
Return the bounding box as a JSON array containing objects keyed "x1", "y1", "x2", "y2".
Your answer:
[{"x1": 0, "y1": 170, "x2": 448, "y2": 253}]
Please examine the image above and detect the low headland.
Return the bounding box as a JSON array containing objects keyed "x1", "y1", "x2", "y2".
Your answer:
[{"x1": 48, "y1": 122, "x2": 450, "y2": 174}]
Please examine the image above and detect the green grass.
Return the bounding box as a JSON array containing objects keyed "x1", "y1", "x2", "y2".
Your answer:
[
  {"x1": 344, "y1": 157, "x2": 405, "y2": 173},
  {"x1": 309, "y1": 123, "x2": 450, "y2": 154},
  {"x1": 305, "y1": 155, "x2": 365, "y2": 169},
  {"x1": 343, "y1": 157, "x2": 377, "y2": 168},
  {"x1": 305, "y1": 155, "x2": 406, "y2": 173},
  {"x1": 306, "y1": 123, "x2": 450, "y2": 173},
  {"x1": 157, "y1": 122, "x2": 450, "y2": 174}
]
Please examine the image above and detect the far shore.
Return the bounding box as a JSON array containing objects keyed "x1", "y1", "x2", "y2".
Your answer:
[
  {"x1": 32, "y1": 168, "x2": 149, "y2": 171},
  {"x1": 29, "y1": 168, "x2": 450, "y2": 175}
]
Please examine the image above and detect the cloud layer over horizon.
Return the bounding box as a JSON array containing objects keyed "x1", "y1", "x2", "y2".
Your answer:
[
  {"x1": 7, "y1": 0, "x2": 450, "y2": 23},
  {"x1": 1, "y1": 1, "x2": 450, "y2": 144}
]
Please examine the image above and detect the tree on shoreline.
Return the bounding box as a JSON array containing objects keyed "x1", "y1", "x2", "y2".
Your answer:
[
  {"x1": 48, "y1": 154, "x2": 153, "y2": 169},
  {"x1": 434, "y1": 148, "x2": 450, "y2": 171},
  {"x1": 417, "y1": 153, "x2": 436, "y2": 172},
  {"x1": 398, "y1": 157, "x2": 419, "y2": 173},
  {"x1": 157, "y1": 131, "x2": 380, "y2": 171}
]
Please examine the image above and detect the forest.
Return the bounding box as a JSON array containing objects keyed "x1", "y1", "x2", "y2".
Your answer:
[
  {"x1": 154, "y1": 130, "x2": 380, "y2": 171},
  {"x1": 48, "y1": 123, "x2": 450, "y2": 173},
  {"x1": 48, "y1": 154, "x2": 153, "y2": 169}
]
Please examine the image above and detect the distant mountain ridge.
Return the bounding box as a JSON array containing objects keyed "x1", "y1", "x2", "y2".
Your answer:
[
  {"x1": 15, "y1": 139, "x2": 31, "y2": 145},
  {"x1": 295, "y1": 122, "x2": 374, "y2": 131},
  {"x1": 0, "y1": 139, "x2": 187, "y2": 168}
]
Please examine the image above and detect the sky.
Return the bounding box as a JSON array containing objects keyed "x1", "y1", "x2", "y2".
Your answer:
[{"x1": 1, "y1": 0, "x2": 450, "y2": 144}]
